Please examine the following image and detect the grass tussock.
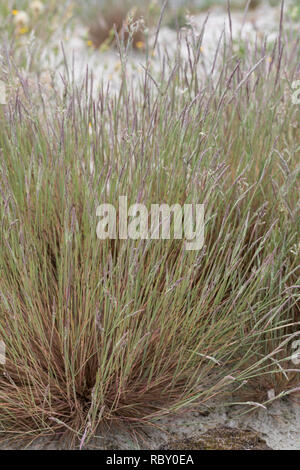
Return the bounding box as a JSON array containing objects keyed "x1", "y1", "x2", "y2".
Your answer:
[{"x1": 0, "y1": 4, "x2": 299, "y2": 448}]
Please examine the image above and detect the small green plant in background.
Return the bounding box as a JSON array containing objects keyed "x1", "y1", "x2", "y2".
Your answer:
[{"x1": 288, "y1": 0, "x2": 300, "y2": 22}]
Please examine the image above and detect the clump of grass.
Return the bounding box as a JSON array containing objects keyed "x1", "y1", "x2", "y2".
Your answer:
[{"x1": 0, "y1": 3, "x2": 299, "y2": 449}]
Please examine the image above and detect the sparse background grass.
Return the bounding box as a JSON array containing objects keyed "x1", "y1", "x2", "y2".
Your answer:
[{"x1": 0, "y1": 0, "x2": 299, "y2": 449}]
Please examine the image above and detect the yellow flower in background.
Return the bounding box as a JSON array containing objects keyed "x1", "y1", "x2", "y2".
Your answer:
[
  {"x1": 136, "y1": 41, "x2": 145, "y2": 50},
  {"x1": 13, "y1": 11, "x2": 29, "y2": 28},
  {"x1": 87, "y1": 40, "x2": 93, "y2": 47},
  {"x1": 30, "y1": 1, "x2": 45, "y2": 16},
  {"x1": 18, "y1": 26, "x2": 29, "y2": 35},
  {"x1": 200, "y1": 46, "x2": 204, "y2": 53},
  {"x1": 12, "y1": 9, "x2": 19, "y2": 16}
]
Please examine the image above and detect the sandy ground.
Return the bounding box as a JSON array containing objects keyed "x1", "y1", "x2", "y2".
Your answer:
[
  {"x1": 90, "y1": 397, "x2": 300, "y2": 450},
  {"x1": 1, "y1": 396, "x2": 299, "y2": 449}
]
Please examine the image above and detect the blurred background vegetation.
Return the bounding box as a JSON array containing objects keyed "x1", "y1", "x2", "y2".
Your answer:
[{"x1": 1, "y1": 1, "x2": 299, "y2": 53}]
